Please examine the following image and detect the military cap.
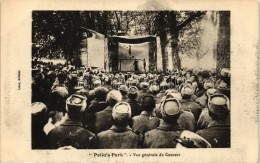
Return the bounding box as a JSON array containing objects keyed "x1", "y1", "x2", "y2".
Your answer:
[
  {"x1": 128, "y1": 86, "x2": 138, "y2": 95},
  {"x1": 93, "y1": 79, "x2": 102, "y2": 87},
  {"x1": 220, "y1": 68, "x2": 230, "y2": 77},
  {"x1": 166, "y1": 92, "x2": 182, "y2": 101},
  {"x1": 208, "y1": 93, "x2": 230, "y2": 116},
  {"x1": 206, "y1": 88, "x2": 217, "y2": 97},
  {"x1": 185, "y1": 79, "x2": 193, "y2": 84},
  {"x1": 161, "y1": 98, "x2": 181, "y2": 118},
  {"x1": 32, "y1": 102, "x2": 47, "y2": 115},
  {"x1": 106, "y1": 90, "x2": 122, "y2": 103},
  {"x1": 51, "y1": 86, "x2": 69, "y2": 98},
  {"x1": 140, "y1": 82, "x2": 150, "y2": 90},
  {"x1": 141, "y1": 95, "x2": 155, "y2": 108},
  {"x1": 112, "y1": 102, "x2": 131, "y2": 122},
  {"x1": 66, "y1": 94, "x2": 87, "y2": 113},
  {"x1": 175, "y1": 130, "x2": 211, "y2": 148},
  {"x1": 94, "y1": 86, "x2": 109, "y2": 98},
  {"x1": 181, "y1": 85, "x2": 194, "y2": 96},
  {"x1": 149, "y1": 84, "x2": 160, "y2": 94},
  {"x1": 130, "y1": 79, "x2": 139, "y2": 86},
  {"x1": 118, "y1": 85, "x2": 129, "y2": 93},
  {"x1": 217, "y1": 82, "x2": 228, "y2": 89},
  {"x1": 114, "y1": 81, "x2": 123, "y2": 89},
  {"x1": 204, "y1": 81, "x2": 214, "y2": 90}
]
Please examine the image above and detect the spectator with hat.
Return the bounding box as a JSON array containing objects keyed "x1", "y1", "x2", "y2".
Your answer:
[
  {"x1": 143, "y1": 98, "x2": 185, "y2": 148},
  {"x1": 197, "y1": 88, "x2": 217, "y2": 130},
  {"x1": 47, "y1": 94, "x2": 97, "y2": 149},
  {"x1": 132, "y1": 95, "x2": 160, "y2": 136},
  {"x1": 127, "y1": 86, "x2": 141, "y2": 117},
  {"x1": 32, "y1": 102, "x2": 49, "y2": 149},
  {"x1": 94, "y1": 90, "x2": 122, "y2": 134},
  {"x1": 88, "y1": 86, "x2": 109, "y2": 114},
  {"x1": 195, "y1": 81, "x2": 215, "y2": 108},
  {"x1": 118, "y1": 85, "x2": 129, "y2": 102},
  {"x1": 180, "y1": 85, "x2": 202, "y2": 122},
  {"x1": 136, "y1": 82, "x2": 150, "y2": 102},
  {"x1": 97, "y1": 102, "x2": 139, "y2": 148},
  {"x1": 196, "y1": 94, "x2": 230, "y2": 147}
]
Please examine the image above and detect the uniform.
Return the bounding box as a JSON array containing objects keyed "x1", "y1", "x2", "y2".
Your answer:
[
  {"x1": 178, "y1": 110, "x2": 196, "y2": 132},
  {"x1": 127, "y1": 99, "x2": 141, "y2": 117},
  {"x1": 196, "y1": 93, "x2": 230, "y2": 148},
  {"x1": 47, "y1": 119, "x2": 97, "y2": 149},
  {"x1": 143, "y1": 122, "x2": 184, "y2": 148},
  {"x1": 132, "y1": 111, "x2": 160, "y2": 135},
  {"x1": 97, "y1": 102, "x2": 139, "y2": 149},
  {"x1": 94, "y1": 106, "x2": 113, "y2": 134},
  {"x1": 196, "y1": 120, "x2": 230, "y2": 148},
  {"x1": 97, "y1": 125, "x2": 139, "y2": 149},
  {"x1": 180, "y1": 98, "x2": 202, "y2": 122}
]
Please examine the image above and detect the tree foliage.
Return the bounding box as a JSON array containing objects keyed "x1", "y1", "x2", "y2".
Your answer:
[{"x1": 33, "y1": 11, "x2": 208, "y2": 69}]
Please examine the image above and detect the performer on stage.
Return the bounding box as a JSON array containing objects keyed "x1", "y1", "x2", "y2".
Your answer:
[
  {"x1": 133, "y1": 59, "x2": 139, "y2": 72},
  {"x1": 143, "y1": 58, "x2": 146, "y2": 72}
]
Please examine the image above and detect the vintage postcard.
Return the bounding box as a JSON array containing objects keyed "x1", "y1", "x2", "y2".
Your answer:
[{"x1": 0, "y1": 0, "x2": 258, "y2": 162}]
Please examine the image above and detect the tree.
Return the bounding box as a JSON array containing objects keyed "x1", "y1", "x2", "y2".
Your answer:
[
  {"x1": 168, "y1": 11, "x2": 206, "y2": 69},
  {"x1": 216, "y1": 11, "x2": 230, "y2": 69}
]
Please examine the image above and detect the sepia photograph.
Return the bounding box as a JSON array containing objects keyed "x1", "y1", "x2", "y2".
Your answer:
[
  {"x1": 32, "y1": 10, "x2": 230, "y2": 149},
  {"x1": 1, "y1": 0, "x2": 258, "y2": 162}
]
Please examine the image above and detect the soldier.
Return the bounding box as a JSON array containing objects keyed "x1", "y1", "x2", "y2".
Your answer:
[
  {"x1": 195, "y1": 81, "x2": 214, "y2": 108},
  {"x1": 94, "y1": 90, "x2": 122, "y2": 134},
  {"x1": 143, "y1": 98, "x2": 184, "y2": 148},
  {"x1": 97, "y1": 102, "x2": 139, "y2": 149},
  {"x1": 136, "y1": 82, "x2": 149, "y2": 102},
  {"x1": 197, "y1": 88, "x2": 217, "y2": 130},
  {"x1": 180, "y1": 85, "x2": 202, "y2": 122},
  {"x1": 32, "y1": 102, "x2": 49, "y2": 149},
  {"x1": 127, "y1": 86, "x2": 141, "y2": 117},
  {"x1": 47, "y1": 94, "x2": 97, "y2": 149},
  {"x1": 118, "y1": 85, "x2": 129, "y2": 102},
  {"x1": 88, "y1": 86, "x2": 109, "y2": 114},
  {"x1": 149, "y1": 83, "x2": 160, "y2": 103},
  {"x1": 196, "y1": 94, "x2": 230, "y2": 148},
  {"x1": 132, "y1": 95, "x2": 160, "y2": 135}
]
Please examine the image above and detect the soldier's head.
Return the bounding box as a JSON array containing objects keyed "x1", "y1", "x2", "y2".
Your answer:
[
  {"x1": 160, "y1": 81, "x2": 169, "y2": 91},
  {"x1": 208, "y1": 94, "x2": 229, "y2": 121},
  {"x1": 149, "y1": 84, "x2": 160, "y2": 95},
  {"x1": 112, "y1": 102, "x2": 131, "y2": 127},
  {"x1": 140, "y1": 82, "x2": 149, "y2": 91},
  {"x1": 161, "y1": 98, "x2": 181, "y2": 124},
  {"x1": 118, "y1": 85, "x2": 129, "y2": 96},
  {"x1": 93, "y1": 79, "x2": 102, "y2": 88},
  {"x1": 204, "y1": 81, "x2": 214, "y2": 91},
  {"x1": 51, "y1": 86, "x2": 69, "y2": 113},
  {"x1": 166, "y1": 91, "x2": 182, "y2": 101},
  {"x1": 141, "y1": 95, "x2": 156, "y2": 112},
  {"x1": 216, "y1": 82, "x2": 230, "y2": 99},
  {"x1": 128, "y1": 86, "x2": 138, "y2": 100},
  {"x1": 106, "y1": 90, "x2": 122, "y2": 107},
  {"x1": 181, "y1": 85, "x2": 194, "y2": 99},
  {"x1": 57, "y1": 71, "x2": 67, "y2": 84},
  {"x1": 66, "y1": 94, "x2": 87, "y2": 120},
  {"x1": 94, "y1": 86, "x2": 109, "y2": 101},
  {"x1": 32, "y1": 102, "x2": 49, "y2": 128}
]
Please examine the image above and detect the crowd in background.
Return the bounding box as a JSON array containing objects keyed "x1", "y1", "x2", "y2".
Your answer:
[{"x1": 32, "y1": 60, "x2": 231, "y2": 149}]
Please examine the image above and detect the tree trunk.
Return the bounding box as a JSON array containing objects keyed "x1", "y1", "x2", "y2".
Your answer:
[
  {"x1": 156, "y1": 12, "x2": 168, "y2": 72},
  {"x1": 216, "y1": 11, "x2": 230, "y2": 69},
  {"x1": 168, "y1": 11, "x2": 181, "y2": 70}
]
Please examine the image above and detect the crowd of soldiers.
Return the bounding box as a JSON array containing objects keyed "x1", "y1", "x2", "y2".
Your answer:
[{"x1": 32, "y1": 60, "x2": 231, "y2": 149}]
